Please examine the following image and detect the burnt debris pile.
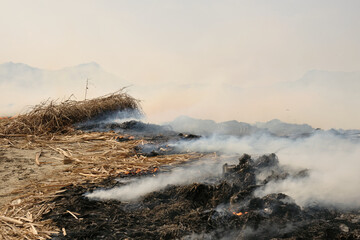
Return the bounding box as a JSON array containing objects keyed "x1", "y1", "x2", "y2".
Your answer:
[
  {"x1": 44, "y1": 153, "x2": 360, "y2": 239},
  {"x1": 134, "y1": 133, "x2": 201, "y2": 157},
  {"x1": 78, "y1": 119, "x2": 175, "y2": 136}
]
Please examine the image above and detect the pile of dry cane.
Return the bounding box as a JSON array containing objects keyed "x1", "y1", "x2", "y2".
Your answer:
[{"x1": 0, "y1": 90, "x2": 141, "y2": 135}]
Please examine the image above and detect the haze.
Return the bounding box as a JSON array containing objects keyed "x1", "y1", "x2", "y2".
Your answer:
[{"x1": 1, "y1": 0, "x2": 360, "y2": 129}]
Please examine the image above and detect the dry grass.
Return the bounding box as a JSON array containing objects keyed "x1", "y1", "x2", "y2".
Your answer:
[
  {"x1": 0, "y1": 90, "x2": 141, "y2": 135},
  {"x1": 0, "y1": 132, "x2": 208, "y2": 239},
  {"x1": 0, "y1": 196, "x2": 58, "y2": 240}
]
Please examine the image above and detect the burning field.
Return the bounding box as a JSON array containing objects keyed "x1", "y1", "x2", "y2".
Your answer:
[
  {"x1": 43, "y1": 153, "x2": 360, "y2": 239},
  {"x1": 1, "y1": 92, "x2": 360, "y2": 239}
]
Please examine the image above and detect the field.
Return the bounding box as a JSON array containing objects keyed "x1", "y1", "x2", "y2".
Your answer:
[{"x1": 1, "y1": 92, "x2": 359, "y2": 239}]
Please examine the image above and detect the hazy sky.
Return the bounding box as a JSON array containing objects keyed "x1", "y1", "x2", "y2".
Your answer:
[
  {"x1": 1, "y1": 0, "x2": 360, "y2": 86},
  {"x1": 1, "y1": 1, "x2": 360, "y2": 129}
]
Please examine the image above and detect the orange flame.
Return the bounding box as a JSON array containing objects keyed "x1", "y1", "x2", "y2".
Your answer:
[
  {"x1": 233, "y1": 212, "x2": 243, "y2": 216},
  {"x1": 232, "y1": 211, "x2": 248, "y2": 216},
  {"x1": 135, "y1": 169, "x2": 141, "y2": 174},
  {"x1": 153, "y1": 168, "x2": 158, "y2": 172}
]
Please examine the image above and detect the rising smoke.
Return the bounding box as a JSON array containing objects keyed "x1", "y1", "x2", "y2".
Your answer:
[
  {"x1": 175, "y1": 130, "x2": 360, "y2": 208},
  {"x1": 86, "y1": 157, "x2": 228, "y2": 201},
  {"x1": 87, "y1": 127, "x2": 360, "y2": 209}
]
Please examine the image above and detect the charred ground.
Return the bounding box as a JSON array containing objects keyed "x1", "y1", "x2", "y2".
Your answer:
[{"x1": 44, "y1": 139, "x2": 360, "y2": 240}]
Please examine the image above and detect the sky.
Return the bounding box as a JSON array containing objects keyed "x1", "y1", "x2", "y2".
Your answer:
[{"x1": 1, "y1": 0, "x2": 360, "y2": 128}]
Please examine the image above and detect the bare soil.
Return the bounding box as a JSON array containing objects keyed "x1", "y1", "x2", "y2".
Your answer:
[{"x1": 0, "y1": 146, "x2": 68, "y2": 205}]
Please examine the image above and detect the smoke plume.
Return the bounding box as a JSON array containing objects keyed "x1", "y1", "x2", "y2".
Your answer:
[
  {"x1": 87, "y1": 127, "x2": 360, "y2": 209},
  {"x1": 86, "y1": 157, "x2": 227, "y2": 202},
  {"x1": 174, "y1": 131, "x2": 360, "y2": 208}
]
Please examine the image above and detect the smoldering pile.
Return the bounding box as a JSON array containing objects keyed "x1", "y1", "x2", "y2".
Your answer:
[
  {"x1": 77, "y1": 119, "x2": 175, "y2": 137},
  {"x1": 44, "y1": 152, "x2": 360, "y2": 239}
]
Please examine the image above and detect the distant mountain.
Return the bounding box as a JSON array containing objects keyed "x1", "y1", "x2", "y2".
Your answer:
[
  {"x1": 166, "y1": 116, "x2": 219, "y2": 135},
  {"x1": 0, "y1": 62, "x2": 41, "y2": 76},
  {"x1": 252, "y1": 70, "x2": 360, "y2": 129},
  {"x1": 0, "y1": 62, "x2": 130, "y2": 114},
  {"x1": 0, "y1": 62, "x2": 43, "y2": 86},
  {"x1": 167, "y1": 116, "x2": 316, "y2": 137},
  {"x1": 274, "y1": 70, "x2": 360, "y2": 102},
  {"x1": 0, "y1": 61, "x2": 129, "y2": 89},
  {"x1": 295, "y1": 70, "x2": 360, "y2": 88},
  {"x1": 254, "y1": 119, "x2": 315, "y2": 137}
]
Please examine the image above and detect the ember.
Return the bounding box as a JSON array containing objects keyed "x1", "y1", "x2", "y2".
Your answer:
[
  {"x1": 232, "y1": 211, "x2": 248, "y2": 216},
  {"x1": 114, "y1": 135, "x2": 135, "y2": 142}
]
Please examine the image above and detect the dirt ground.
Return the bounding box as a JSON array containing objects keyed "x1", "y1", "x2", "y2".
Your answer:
[{"x1": 0, "y1": 146, "x2": 69, "y2": 205}]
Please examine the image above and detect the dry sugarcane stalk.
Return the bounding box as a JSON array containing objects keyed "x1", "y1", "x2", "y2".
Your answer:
[
  {"x1": 0, "y1": 216, "x2": 23, "y2": 225},
  {"x1": 35, "y1": 151, "x2": 42, "y2": 166},
  {"x1": 28, "y1": 223, "x2": 38, "y2": 235},
  {"x1": 66, "y1": 210, "x2": 79, "y2": 220},
  {"x1": 62, "y1": 227, "x2": 66, "y2": 236}
]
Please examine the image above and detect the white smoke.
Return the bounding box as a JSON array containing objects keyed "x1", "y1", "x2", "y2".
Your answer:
[
  {"x1": 86, "y1": 129, "x2": 360, "y2": 208},
  {"x1": 75, "y1": 109, "x2": 143, "y2": 129},
  {"x1": 174, "y1": 131, "x2": 360, "y2": 208},
  {"x1": 254, "y1": 132, "x2": 360, "y2": 208},
  {"x1": 86, "y1": 158, "x2": 228, "y2": 202}
]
